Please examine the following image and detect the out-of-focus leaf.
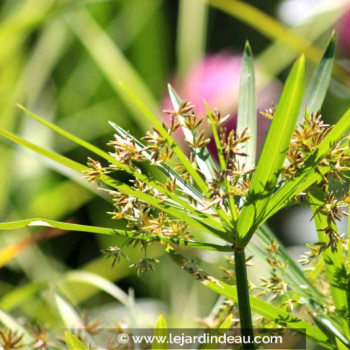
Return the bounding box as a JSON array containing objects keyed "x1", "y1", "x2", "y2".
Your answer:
[
  {"x1": 65, "y1": 331, "x2": 88, "y2": 350},
  {"x1": 60, "y1": 271, "x2": 129, "y2": 306},
  {"x1": 54, "y1": 292, "x2": 84, "y2": 329},
  {"x1": 0, "y1": 281, "x2": 46, "y2": 311},
  {"x1": 152, "y1": 314, "x2": 167, "y2": 350},
  {"x1": 0, "y1": 226, "x2": 67, "y2": 268},
  {"x1": 66, "y1": 8, "x2": 157, "y2": 131},
  {"x1": 177, "y1": 0, "x2": 208, "y2": 76}
]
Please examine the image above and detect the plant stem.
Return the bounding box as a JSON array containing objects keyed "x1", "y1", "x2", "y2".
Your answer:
[{"x1": 235, "y1": 249, "x2": 254, "y2": 349}]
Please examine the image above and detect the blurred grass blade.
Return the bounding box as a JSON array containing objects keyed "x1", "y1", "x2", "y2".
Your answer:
[
  {"x1": 265, "y1": 108, "x2": 350, "y2": 221},
  {"x1": 206, "y1": 0, "x2": 320, "y2": 66},
  {"x1": 168, "y1": 84, "x2": 219, "y2": 180},
  {"x1": 299, "y1": 33, "x2": 335, "y2": 121},
  {"x1": 169, "y1": 251, "x2": 329, "y2": 345},
  {"x1": 236, "y1": 56, "x2": 305, "y2": 248},
  {"x1": 65, "y1": 331, "x2": 88, "y2": 350},
  {"x1": 61, "y1": 271, "x2": 129, "y2": 306},
  {"x1": 0, "y1": 218, "x2": 233, "y2": 252},
  {"x1": 237, "y1": 41, "x2": 256, "y2": 169},
  {"x1": 0, "y1": 127, "x2": 86, "y2": 173},
  {"x1": 177, "y1": 0, "x2": 208, "y2": 78},
  {"x1": 17, "y1": 104, "x2": 110, "y2": 160},
  {"x1": 0, "y1": 281, "x2": 46, "y2": 312},
  {"x1": 54, "y1": 292, "x2": 85, "y2": 330},
  {"x1": 152, "y1": 314, "x2": 167, "y2": 350},
  {"x1": 336, "y1": 337, "x2": 349, "y2": 350},
  {"x1": 66, "y1": 8, "x2": 158, "y2": 131},
  {"x1": 219, "y1": 314, "x2": 232, "y2": 329}
]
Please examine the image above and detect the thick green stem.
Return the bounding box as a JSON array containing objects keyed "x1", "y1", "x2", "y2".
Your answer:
[{"x1": 235, "y1": 249, "x2": 254, "y2": 349}]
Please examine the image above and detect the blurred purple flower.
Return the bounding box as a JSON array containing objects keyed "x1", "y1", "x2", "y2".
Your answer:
[
  {"x1": 162, "y1": 52, "x2": 280, "y2": 155},
  {"x1": 338, "y1": 10, "x2": 350, "y2": 56}
]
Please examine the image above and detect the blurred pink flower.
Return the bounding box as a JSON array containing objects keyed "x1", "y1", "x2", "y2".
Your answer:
[
  {"x1": 162, "y1": 52, "x2": 280, "y2": 155},
  {"x1": 337, "y1": 10, "x2": 350, "y2": 55}
]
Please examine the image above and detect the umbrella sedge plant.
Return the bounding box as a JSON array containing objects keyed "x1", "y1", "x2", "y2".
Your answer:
[{"x1": 0, "y1": 35, "x2": 350, "y2": 349}]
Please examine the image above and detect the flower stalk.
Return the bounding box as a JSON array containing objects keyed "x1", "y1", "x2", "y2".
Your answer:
[{"x1": 234, "y1": 249, "x2": 254, "y2": 349}]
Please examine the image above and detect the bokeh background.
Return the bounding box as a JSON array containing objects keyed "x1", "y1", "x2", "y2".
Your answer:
[{"x1": 0, "y1": 0, "x2": 350, "y2": 330}]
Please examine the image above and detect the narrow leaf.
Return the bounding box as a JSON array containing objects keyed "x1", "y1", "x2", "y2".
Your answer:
[
  {"x1": 152, "y1": 314, "x2": 167, "y2": 350},
  {"x1": 237, "y1": 41, "x2": 257, "y2": 169},
  {"x1": 0, "y1": 281, "x2": 46, "y2": 311},
  {"x1": 61, "y1": 271, "x2": 129, "y2": 306},
  {"x1": 298, "y1": 33, "x2": 335, "y2": 121},
  {"x1": 236, "y1": 56, "x2": 305, "y2": 248},
  {"x1": 65, "y1": 331, "x2": 88, "y2": 350},
  {"x1": 0, "y1": 218, "x2": 233, "y2": 252},
  {"x1": 55, "y1": 293, "x2": 84, "y2": 329}
]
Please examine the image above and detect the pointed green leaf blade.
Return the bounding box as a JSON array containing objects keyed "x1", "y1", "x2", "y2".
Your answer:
[
  {"x1": 237, "y1": 41, "x2": 257, "y2": 169},
  {"x1": 152, "y1": 314, "x2": 167, "y2": 350},
  {"x1": 236, "y1": 55, "x2": 305, "y2": 248},
  {"x1": 61, "y1": 271, "x2": 129, "y2": 306},
  {"x1": 65, "y1": 331, "x2": 88, "y2": 350},
  {"x1": 298, "y1": 33, "x2": 335, "y2": 121},
  {"x1": 0, "y1": 218, "x2": 233, "y2": 252}
]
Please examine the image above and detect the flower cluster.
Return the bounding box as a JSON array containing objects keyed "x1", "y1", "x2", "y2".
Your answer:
[
  {"x1": 282, "y1": 111, "x2": 350, "y2": 182},
  {"x1": 85, "y1": 94, "x2": 350, "y2": 279}
]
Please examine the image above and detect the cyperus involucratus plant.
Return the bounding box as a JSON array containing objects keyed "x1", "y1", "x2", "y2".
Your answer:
[{"x1": 1, "y1": 36, "x2": 350, "y2": 349}]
